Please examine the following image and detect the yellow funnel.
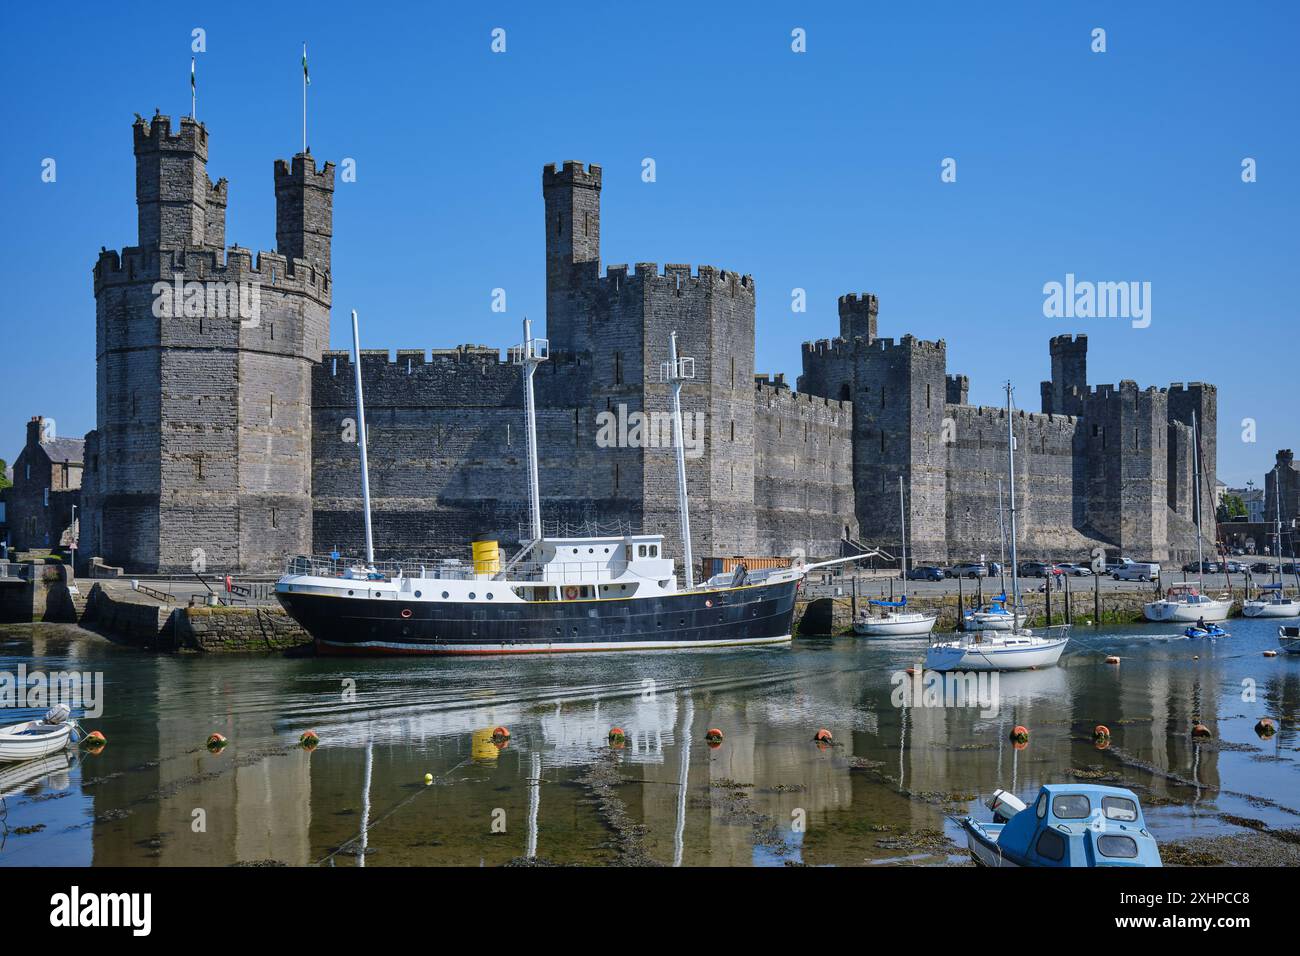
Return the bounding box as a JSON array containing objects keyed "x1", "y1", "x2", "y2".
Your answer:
[{"x1": 472, "y1": 538, "x2": 500, "y2": 574}]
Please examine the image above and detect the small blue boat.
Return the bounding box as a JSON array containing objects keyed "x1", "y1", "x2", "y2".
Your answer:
[
  {"x1": 963, "y1": 784, "x2": 1162, "y2": 867},
  {"x1": 1184, "y1": 624, "x2": 1228, "y2": 638}
]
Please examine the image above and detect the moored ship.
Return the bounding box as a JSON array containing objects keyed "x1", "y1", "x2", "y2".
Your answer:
[{"x1": 277, "y1": 316, "x2": 865, "y2": 655}]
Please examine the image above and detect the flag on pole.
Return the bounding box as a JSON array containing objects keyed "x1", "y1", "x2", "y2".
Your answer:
[
  {"x1": 190, "y1": 57, "x2": 196, "y2": 118},
  {"x1": 302, "y1": 43, "x2": 310, "y2": 86}
]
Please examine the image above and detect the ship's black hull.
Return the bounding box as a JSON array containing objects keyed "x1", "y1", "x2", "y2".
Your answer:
[{"x1": 277, "y1": 579, "x2": 800, "y2": 655}]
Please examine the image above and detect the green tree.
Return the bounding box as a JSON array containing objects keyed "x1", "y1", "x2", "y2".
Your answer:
[
  {"x1": 0, "y1": 458, "x2": 10, "y2": 490},
  {"x1": 1217, "y1": 493, "x2": 1247, "y2": 523}
]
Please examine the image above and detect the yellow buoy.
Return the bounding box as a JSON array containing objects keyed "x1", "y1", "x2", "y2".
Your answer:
[
  {"x1": 424, "y1": 773, "x2": 433, "y2": 785},
  {"x1": 472, "y1": 537, "x2": 500, "y2": 574}
]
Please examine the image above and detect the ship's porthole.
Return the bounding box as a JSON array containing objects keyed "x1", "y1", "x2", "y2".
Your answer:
[
  {"x1": 441, "y1": 591, "x2": 449, "y2": 599},
  {"x1": 401, "y1": 608, "x2": 412, "y2": 619},
  {"x1": 486, "y1": 592, "x2": 493, "y2": 600},
  {"x1": 469, "y1": 592, "x2": 476, "y2": 600},
  {"x1": 414, "y1": 590, "x2": 422, "y2": 598},
  {"x1": 679, "y1": 618, "x2": 686, "y2": 626},
  {"x1": 347, "y1": 590, "x2": 354, "y2": 596}
]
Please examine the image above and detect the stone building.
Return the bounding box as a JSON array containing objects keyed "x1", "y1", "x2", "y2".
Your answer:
[
  {"x1": 5, "y1": 416, "x2": 82, "y2": 553},
  {"x1": 81, "y1": 114, "x2": 1215, "y2": 573}
]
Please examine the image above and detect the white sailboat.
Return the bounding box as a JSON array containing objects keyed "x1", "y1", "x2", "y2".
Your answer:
[
  {"x1": 1144, "y1": 411, "x2": 1232, "y2": 623},
  {"x1": 1243, "y1": 467, "x2": 1300, "y2": 618},
  {"x1": 926, "y1": 383, "x2": 1069, "y2": 672},
  {"x1": 854, "y1": 477, "x2": 937, "y2": 636}
]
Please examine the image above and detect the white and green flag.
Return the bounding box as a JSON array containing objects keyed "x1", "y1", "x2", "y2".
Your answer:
[{"x1": 302, "y1": 43, "x2": 309, "y2": 86}]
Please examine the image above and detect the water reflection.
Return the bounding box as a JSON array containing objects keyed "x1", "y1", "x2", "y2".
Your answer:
[{"x1": 0, "y1": 621, "x2": 1297, "y2": 866}]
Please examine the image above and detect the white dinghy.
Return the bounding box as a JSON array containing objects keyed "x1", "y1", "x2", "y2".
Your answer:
[{"x1": 0, "y1": 704, "x2": 76, "y2": 763}]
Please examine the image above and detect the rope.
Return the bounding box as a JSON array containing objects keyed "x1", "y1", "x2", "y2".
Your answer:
[{"x1": 314, "y1": 753, "x2": 474, "y2": 866}]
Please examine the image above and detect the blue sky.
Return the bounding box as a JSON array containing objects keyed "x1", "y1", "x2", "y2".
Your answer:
[{"x1": 0, "y1": 2, "x2": 1295, "y2": 487}]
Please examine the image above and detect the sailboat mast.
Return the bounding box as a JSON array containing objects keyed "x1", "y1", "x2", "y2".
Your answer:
[
  {"x1": 668, "y1": 331, "x2": 694, "y2": 590},
  {"x1": 1192, "y1": 411, "x2": 1204, "y2": 574},
  {"x1": 350, "y1": 309, "x2": 375, "y2": 566},
  {"x1": 997, "y1": 478, "x2": 1008, "y2": 597},
  {"x1": 1274, "y1": 465, "x2": 1283, "y2": 589},
  {"x1": 520, "y1": 318, "x2": 545, "y2": 544},
  {"x1": 1005, "y1": 383, "x2": 1021, "y2": 624},
  {"x1": 898, "y1": 475, "x2": 907, "y2": 582}
]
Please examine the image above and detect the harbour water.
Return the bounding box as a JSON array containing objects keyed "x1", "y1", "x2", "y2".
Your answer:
[{"x1": 1, "y1": 619, "x2": 1297, "y2": 866}]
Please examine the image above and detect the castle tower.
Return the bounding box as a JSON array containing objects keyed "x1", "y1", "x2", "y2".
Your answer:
[
  {"x1": 1042, "y1": 334, "x2": 1087, "y2": 416},
  {"x1": 838, "y1": 293, "x2": 878, "y2": 342},
  {"x1": 275, "y1": 153, "x2": 334, "y2": 271},
  {"x1": 1265, "y1": 449, "x2": 1298, "y2": 529},
  {"x1": 542, "y1": 161, "x2": 601, "y2": 355},
  {"x1": 133, "y1": 113, "x2": 216, "y2": 249},
  {"x1": 87, "y1": 115, "x2": 333, "y2": 572}
]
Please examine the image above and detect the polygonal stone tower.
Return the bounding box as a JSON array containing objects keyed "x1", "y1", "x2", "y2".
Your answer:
[{"x1": 83, "y1": 113, "x2": 333, "y2": 572}]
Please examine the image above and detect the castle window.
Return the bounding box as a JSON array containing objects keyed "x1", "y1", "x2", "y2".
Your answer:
[
  {"x1": 584, "y1": 212, "x2": 589, "y2": 237},
  {"x1": 271, "y1": 508, "x2": 278, "y2": 529},
  {"x1": 881, "y1": 386, "x2": 886, "y2": 408},
  {"x1": 926, "y1": 384, "x2": 932, "y2": 409},
  {"x1": 614, "y1": 351, "x2": 622, "y2": 385},
  {"x1": 731, "y1": 419, "x2": 736, "y2": 442},
  {"x1": 614, "y1": 462, "x2": 620, "y2": 492},
  {"x1": 881, "y1": 431, "x2": 886, "y2": 453},
  {"x1": 731, "y1": 357, "x2": 736, "y2": 387},
  {"x1": 269, "y1": 394, "x2": 275, "y2": 422},
  {"x1": 44, "y1": 489, "x2": 49, "y2": 507}
]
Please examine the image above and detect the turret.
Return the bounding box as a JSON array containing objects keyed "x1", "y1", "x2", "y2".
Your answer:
[
  {"x1": 1044, "y1": 334, "x2": 1087, "y2": 416},
  {"x1": 543, "y1": 161, "x2": 602, "y2": 354},
  {"x1": 275, "y1": 153, "x2": 335, "y2": 273},
  {"x1": 133, "y1": 113, "x2": 213, "y2": 249},
  {"x1": 838, "y1": 293, "x2": 878, "y2": 343}
]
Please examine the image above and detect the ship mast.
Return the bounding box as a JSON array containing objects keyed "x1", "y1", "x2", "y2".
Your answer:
[
  {"x1": 516, "y1": 317, "x2": 548, "y2": 546},
  {"x1": 898, "y1": 476, "x2": 907, "y2": 582},
  {"x1": 350, "y1": 309, "x2": 375, "y2": 566},
  {"x1": 668, "y1": 332, "x2": 695, "y2": 589},
  {"x1": 1005, "y1": 383, "x2": 1021, "y2": 628},
  {"x1": 1192, "y1": 411, "x2": 1204, "y2": 578}
]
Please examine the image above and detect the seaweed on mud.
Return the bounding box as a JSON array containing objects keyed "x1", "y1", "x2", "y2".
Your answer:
[
  {"x1": 759, "y1": 783, "x2": 806, "y2": 794},
  {"x1": 231, "y1": 859, "x2": 288, "y2": 867},
  {"x1": 12, "y1": 824, "x2": 46, "y2": 835},
  {"x1": 692, "y1": 779, "x2": 789, "y2": 852},
  {"x1": 1066, "y1": 766, "x2": 1125, "y2": 783},
  {"x1": 572, "y1": 750, "x2": 661, "y2": 867},
  {"x1": 504, "y1": 856, "x2": 565, "y2": 867}
]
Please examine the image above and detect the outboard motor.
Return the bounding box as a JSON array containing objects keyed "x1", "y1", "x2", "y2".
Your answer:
[
  {"x1": 42, "y1": 703, "x2": 71, "y2": 725},
  {"x1": 987, "y1": 788, "x2": 1027, "y2": 823}
]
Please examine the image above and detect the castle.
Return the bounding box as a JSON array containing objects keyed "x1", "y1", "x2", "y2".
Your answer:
[{"x1": 77, "y1": 114, "x2": 1216, "y2": 574}]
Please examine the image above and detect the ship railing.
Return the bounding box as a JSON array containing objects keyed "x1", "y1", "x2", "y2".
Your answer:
[
  {"x1": 283, "y1": 554, "x2": 629, "y2": 585},
  {"x1": 519, "y1": 519, "x2": 644, "y2": 541}
]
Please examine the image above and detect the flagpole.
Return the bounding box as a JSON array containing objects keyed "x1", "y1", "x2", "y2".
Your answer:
[
  {"x1": 191, "y1": 57, "x2": 196, "y2": 120},
  {"x1": 302, "y1": 42, "x2": 308, "y2": 153}
]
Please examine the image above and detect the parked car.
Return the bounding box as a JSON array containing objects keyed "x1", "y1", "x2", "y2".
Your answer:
[
  {"x1": 1058, "y1": 563, "x2": 1093, "y2": 577},
  {"x1": 947, "y1": 562, "x2": 989, "y2": 579},
  {"x1": 1224, "y1": 561, "x2": 1245, "y2": 574},
  {"x1": 1183, "y1": 561, "x2": 1220, "y2": 574},
  {"x1": 1112, "y1": 562, "x2": 1160, "y2": 582},
  {"x1": 1251, "y1": 562, "x2": 1274, "y2": 574},
  {"x1": 907, "y1": 565, "x2": 945, "y2": 581},
  {"x1": 1019, "y1": 562, "x2": 1050, "y2": 578}
]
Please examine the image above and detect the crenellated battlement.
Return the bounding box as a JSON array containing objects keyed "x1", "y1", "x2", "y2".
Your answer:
[
  {"x1": 274, "y1": 152, "x2": 336, "y2": 189},
  {"x1": 543, "y1": 160, "x2": 602, "y2": 188},
  {"x1": 132, "y1": 112, "x2": 208, "y2": 158},
  {"x1": 597, "y1": 262, "x2": 755, "y2": 294},
  {"x1": 94, "y1": 244, "x2": 330, "y2": 300}
]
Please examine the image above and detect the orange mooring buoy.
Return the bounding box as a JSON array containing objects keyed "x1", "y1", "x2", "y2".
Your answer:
[
  {"x1": 299, "y1": 729, "x2": 320, "y2": 749},
  {"x1": 704, "y1": 728, "x2": 725, "y2": 744},
  {"x1": 207, "y1": 732, "x2": 228, "y2": 751},
  {"x1": 813, "y1": 728, "x2": 833, "y2": 743},
  {"x1": 608, "y1": 726, "x2": 626, "y2": 742},
  {"x1": 1094, "y1": 724, "x2": 1111, "y2": 740},
  {"x1": 491, "y1": 726, "x2": 511, "y2": 743},
  {"x1": 1255, "y1": 718, "x2": 1277, "y2": 738},
  {"x1": 1191, "y1": 723, "x2": 1212, "y2": 739},
  {"x1": 1009, "y1": 725, "x2": 1030, "y2": 744},
  {"x1": 1105, "y1": 656, "x2": 1121, "y2": 665}
]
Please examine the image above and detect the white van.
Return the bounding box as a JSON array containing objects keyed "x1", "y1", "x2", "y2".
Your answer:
[{"x1": 1111, "y1": 562, "x2": 1160, "y2": 582}]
